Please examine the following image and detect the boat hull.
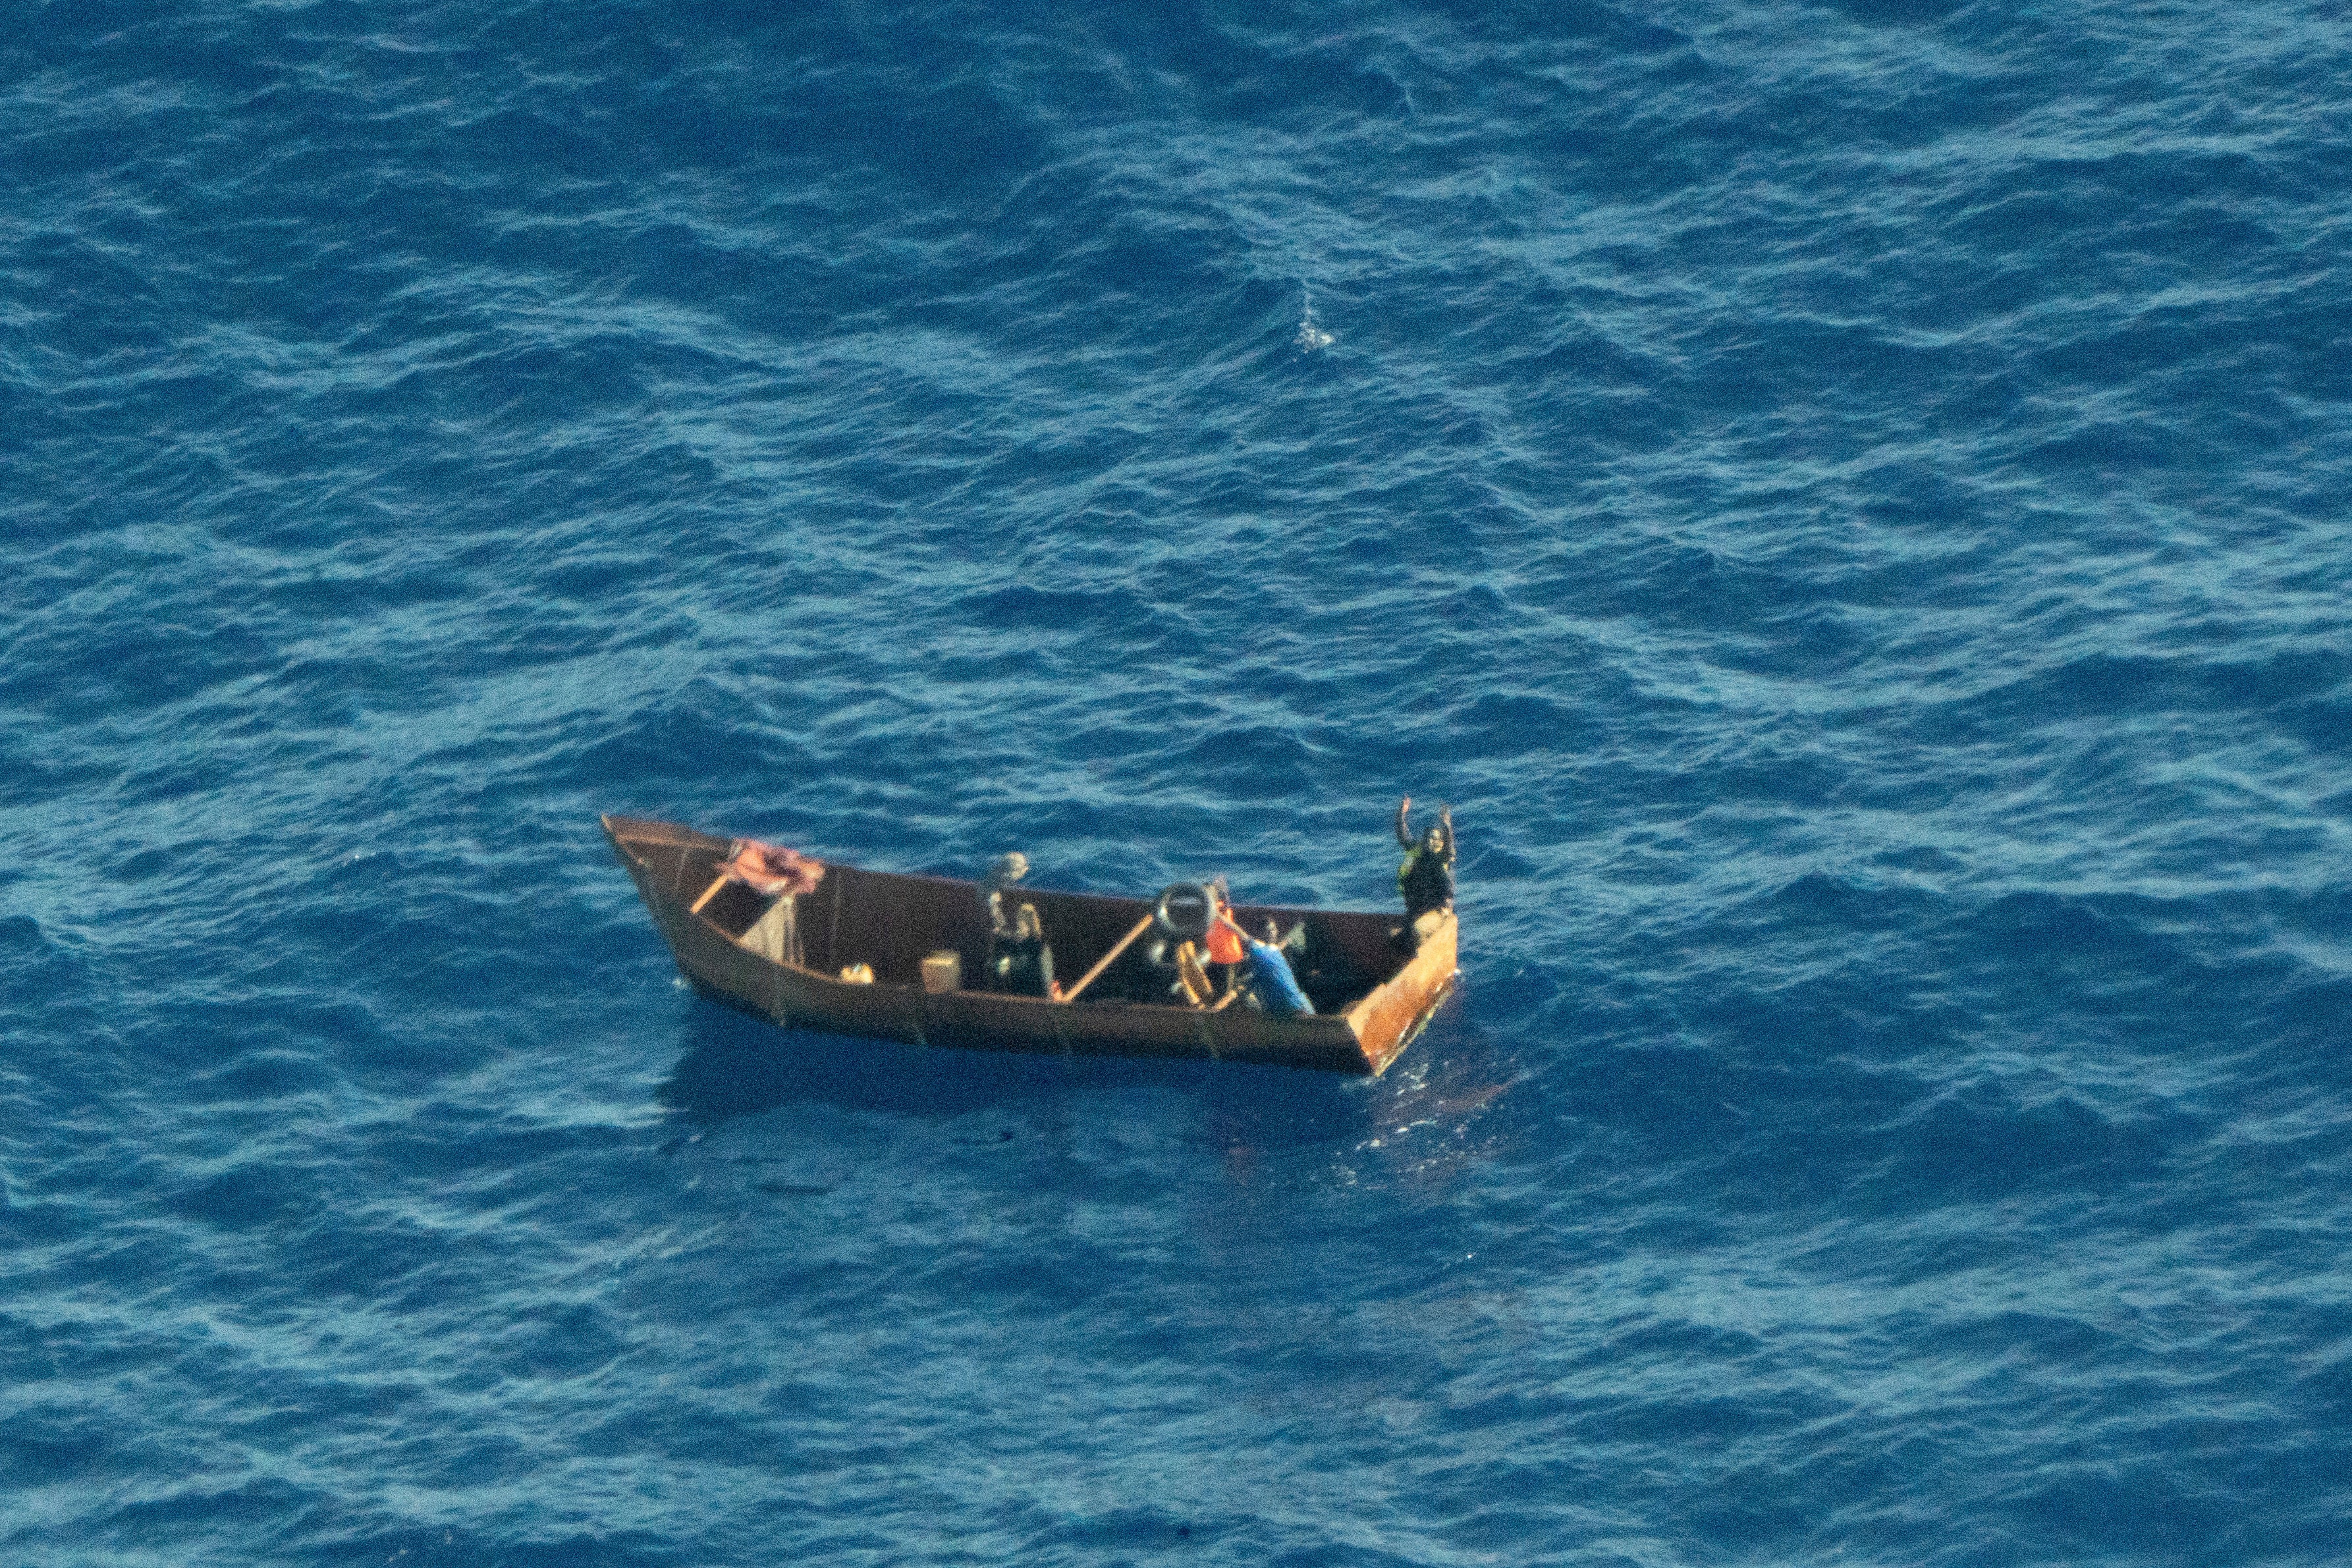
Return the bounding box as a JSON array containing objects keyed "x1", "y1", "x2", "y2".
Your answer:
[{"x1": 605, "y1": 815, "x2": 1456, "y2": 1076}]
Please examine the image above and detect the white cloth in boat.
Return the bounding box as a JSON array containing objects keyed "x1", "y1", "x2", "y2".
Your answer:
[{"x1": 738, "y1": 894, "x2": 799, "y2": 965}]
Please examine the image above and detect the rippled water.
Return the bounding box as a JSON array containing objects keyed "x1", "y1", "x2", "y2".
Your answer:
[{"x1": 7, "y1": 1, "x2": 2351, "y2": 1562}]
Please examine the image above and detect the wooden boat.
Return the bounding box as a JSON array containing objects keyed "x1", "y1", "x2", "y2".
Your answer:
[{"x1": 604, "y1": 813, "x2": 1457, "y2": 1076}]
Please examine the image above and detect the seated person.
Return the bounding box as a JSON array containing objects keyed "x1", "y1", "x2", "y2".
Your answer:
[
  {"x1": 1211, "y1": 910, "x2": 1314, "y2": 1017},
  {"x1": 986, "y1": 901, "x2": 1055, "y2": 998}
]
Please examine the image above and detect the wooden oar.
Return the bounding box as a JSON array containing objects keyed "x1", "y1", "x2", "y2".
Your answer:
[
  {"x1": 1057, "y1": 912, "x2": 1155, "y2": 1004},
  {"x1": 688, "y1": 871, "x2": 732, "y2": 915}
]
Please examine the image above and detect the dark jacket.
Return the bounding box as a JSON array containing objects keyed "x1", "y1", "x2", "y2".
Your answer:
[
  {"x1": 1394, "y1": 801, "x2": 1457, "y2": 920},
  {"x1": 1398, "y1": 845, "x2": 1454, "y2": 920}
]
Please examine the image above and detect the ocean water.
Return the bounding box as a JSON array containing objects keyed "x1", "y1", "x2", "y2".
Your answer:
[{"x1": 5, "y1": 0, "x2": 2350, "y2": 1561}]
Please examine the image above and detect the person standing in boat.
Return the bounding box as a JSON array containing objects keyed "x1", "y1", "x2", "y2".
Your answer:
[
  {"x1": 980, "y1": 852, "x2": 1029, "y2": 934},
  {"x1": 979, "y1": 852, "x2": 1056, "y2": 997},
  {"x1": 987, "y1": 902, "x2": 1056, "y2": 998},
  {"x1": 1394, "y1": 796, "x2": 1455, "y2": 951},
  {"x1": 1396, "y1": 796, "x2": 1455, "y2": 916}
]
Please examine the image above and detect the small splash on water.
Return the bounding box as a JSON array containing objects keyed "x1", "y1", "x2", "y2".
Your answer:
[{"x1": 1296, "y1": 285, "x2": 1334, "y2": 351}]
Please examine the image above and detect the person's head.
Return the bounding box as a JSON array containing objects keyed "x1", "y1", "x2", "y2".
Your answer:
[
  {"x1": 1423, "y1": 826, "x2": 1446, "y2": 853},
  {"x1": 989, "y1": 852, "x2": 1029, "y2": 887}
]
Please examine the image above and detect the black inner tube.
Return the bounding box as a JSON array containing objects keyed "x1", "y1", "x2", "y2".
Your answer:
[{"x1": 1154, "y1": 882, "x2": 1213, "y2": 942}]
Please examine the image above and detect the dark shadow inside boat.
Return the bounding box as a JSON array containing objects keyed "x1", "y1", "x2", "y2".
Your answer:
[{"x1": 657, "y1": 991, "x2": 1365, "y2": 1149}]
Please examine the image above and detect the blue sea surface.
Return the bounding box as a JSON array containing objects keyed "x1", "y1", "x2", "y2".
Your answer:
[{"x1": 6, "y1": 0, "x2": 2351, "y2": 1562}]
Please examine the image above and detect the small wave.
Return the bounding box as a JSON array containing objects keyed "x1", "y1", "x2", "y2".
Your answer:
[{"x1": 1296, "y1": 284, "x2": 1334, "y2": 350}]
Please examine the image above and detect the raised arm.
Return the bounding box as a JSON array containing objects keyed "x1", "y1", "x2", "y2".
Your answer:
[
  {"x1": 1439, "y1": 804, "x2": 1456, "y2": 865},
  {"x1": 1395, "y1": 795, "x2": 1415, "y2": 850}
]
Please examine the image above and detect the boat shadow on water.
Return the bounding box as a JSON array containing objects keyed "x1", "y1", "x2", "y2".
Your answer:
[{"x1": 655, "y1": 992, "x2": 1371, "y2": 1150}]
